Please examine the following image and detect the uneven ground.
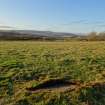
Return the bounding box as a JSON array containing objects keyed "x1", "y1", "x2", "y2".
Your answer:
[{"x1": 1, "y1": 41, "x2": 105, "y2": 105}]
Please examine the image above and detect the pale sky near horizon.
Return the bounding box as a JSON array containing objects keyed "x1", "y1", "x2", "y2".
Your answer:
[{"x1": 0, "y1": 0, "x2": 105, "y2": 33}]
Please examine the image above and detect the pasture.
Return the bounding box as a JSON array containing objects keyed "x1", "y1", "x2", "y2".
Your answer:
[{"x1": 0, "y1": 41, "x2": 105, "y2": 105}]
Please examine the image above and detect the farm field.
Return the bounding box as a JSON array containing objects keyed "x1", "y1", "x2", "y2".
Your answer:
[{"x1": 0, "y1": 41, "x2": 105, "y2": 105}]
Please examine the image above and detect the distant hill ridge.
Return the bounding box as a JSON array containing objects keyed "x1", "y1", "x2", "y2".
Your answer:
[{"x1": 0, "y1": 30, "x2": 79, "y2": 40}]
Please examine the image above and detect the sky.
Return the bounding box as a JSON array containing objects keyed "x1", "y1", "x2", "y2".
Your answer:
[{"x1": 0, "y1": 0, "x2": 105, "y2": 33}]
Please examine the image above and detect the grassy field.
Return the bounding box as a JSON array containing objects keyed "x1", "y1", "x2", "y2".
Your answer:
[{"x1": 1, "y1": 41, "x2": 105, "y2": 105}]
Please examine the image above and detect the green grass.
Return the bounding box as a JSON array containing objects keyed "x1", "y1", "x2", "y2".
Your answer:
[{"x1": 0, "y1": 41, "x2": 105, "y2": 105}]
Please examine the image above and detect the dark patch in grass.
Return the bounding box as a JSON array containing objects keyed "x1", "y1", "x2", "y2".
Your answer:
[
  {"x1": 26, "y1": 78, "x2": 78, "y2": 91},
  {"x1": 0, "y1": 96, "x2": 3, "y2": 99},
  {"x1": 79, "y1": 82, "x2": 105, "y2": 105},
  {"x1": 15, "y1": 99, "x2": 32, "y2": 105}
]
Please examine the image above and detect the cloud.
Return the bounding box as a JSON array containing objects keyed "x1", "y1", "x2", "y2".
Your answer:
[
  {"x1": 0, "y1": 25, "x2": 15, "y2": 28},
  {"x1": 0, "y1": 25, "x2": 17, "y2": 30}
]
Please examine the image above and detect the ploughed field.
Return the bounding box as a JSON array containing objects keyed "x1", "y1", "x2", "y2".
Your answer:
[{"x1": 0, "y1": 41, "x2": 105, "y2": 105}]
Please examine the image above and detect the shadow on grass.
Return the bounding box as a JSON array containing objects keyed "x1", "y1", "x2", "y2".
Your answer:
[{"x1": 26, "y1": 78, "x2": 79, "y2": 91}]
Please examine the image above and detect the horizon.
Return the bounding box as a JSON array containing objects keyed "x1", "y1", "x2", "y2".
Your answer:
[{"x1": 0, "y1": 0, "x2": 105, "y2": 33}]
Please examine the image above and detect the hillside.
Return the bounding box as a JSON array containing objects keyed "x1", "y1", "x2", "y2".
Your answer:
[{"x1": 0, "y1": 30, "x2": 78, "y2": 40}]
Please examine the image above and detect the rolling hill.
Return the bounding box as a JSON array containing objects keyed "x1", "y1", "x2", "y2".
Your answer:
[{"x1": 0, "y1": 30, "x2": 79, "y2": 40}]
